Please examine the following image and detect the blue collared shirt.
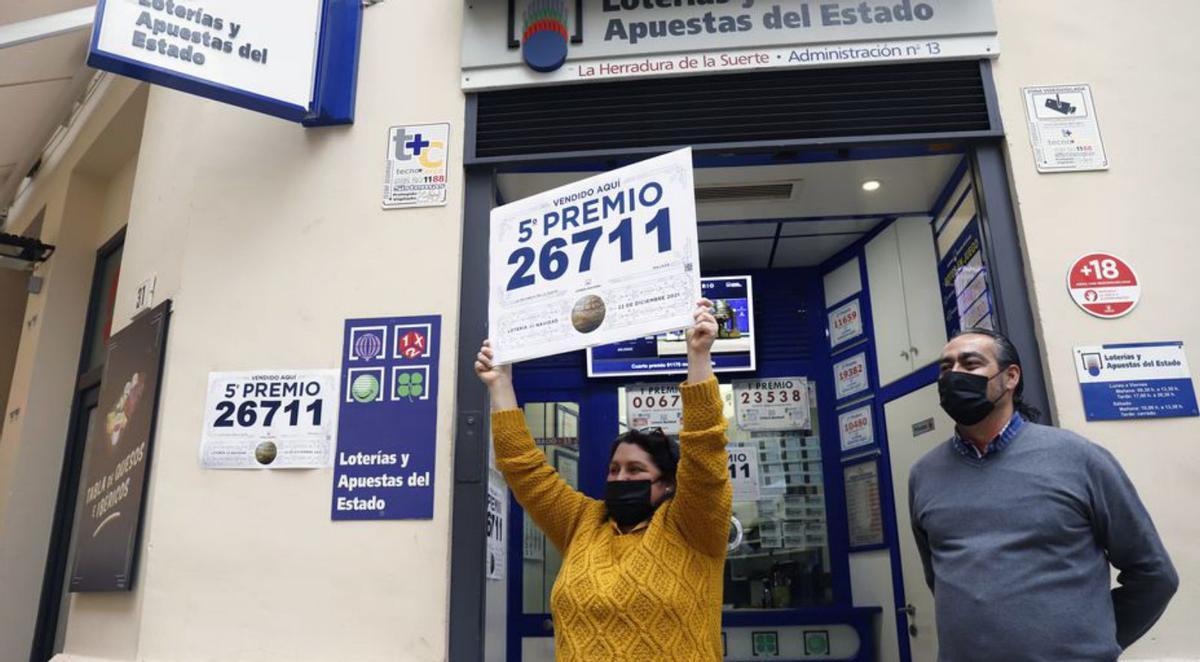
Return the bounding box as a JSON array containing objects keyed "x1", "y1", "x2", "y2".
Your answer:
[{"x1": 952, "y1": 412, "x2": 1025, "y2": 459}]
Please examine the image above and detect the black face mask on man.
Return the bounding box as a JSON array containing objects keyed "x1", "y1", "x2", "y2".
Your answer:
[
  {"x1": 604, "y1": 479, "x2": 664, "y2": 527},
  {"x1": 938, "y1": 370, "x2": 1008, "y2": 426}
]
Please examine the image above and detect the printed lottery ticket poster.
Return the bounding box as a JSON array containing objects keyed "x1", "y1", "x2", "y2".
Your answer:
[
  {"x1": 833, "y1": 352, "x2": 870, "y2": 401},
  {"x1": 200, "y1": 370, "x2": 338, "y2": 469},
  {"x1": 486, "y1": 472, "x2": 507, "y2": 581},
  {"x1": 489, "y1": 148, "x2": 700, "y2": 364},
  {"x1": 727, "y1": 444, "x2": 761, "y2": 502},
  {"x1": 332, "y1": 315, "x2": 440, "y2": 520},
  {"x1": 626, "y1": 383, "x2": 683, "y2": 435},
  {"x1": 838, "y1": 405, "x2": 874, "y2": 452},
  {"x1": 733, "y1": 377, "x2": 811, "y2": 431},
  {"x1": 827, "y1": 299, "x2": 863, "y2": 348}
]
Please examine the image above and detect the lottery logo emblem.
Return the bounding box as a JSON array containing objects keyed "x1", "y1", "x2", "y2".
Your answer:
[
  {"x1": 397, "y1": 330, "x2": 428, "y2": 359},
  {"x1": 522, "y1": 0, "x2": 569, "y2": 73},
  {"x1": 351, "y1": 374, "x2": 381, "y2": 403},
  {"x1": 351, "y1": 329, "x2": 385, "y2": 361},
  {"x1": 395, "y1": 370, "x2": 425, "y2": 401}
]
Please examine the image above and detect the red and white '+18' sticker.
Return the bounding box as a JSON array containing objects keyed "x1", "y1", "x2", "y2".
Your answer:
[{"x1": 1066, "y1": 252, "x2": 1140, "y2": 319}]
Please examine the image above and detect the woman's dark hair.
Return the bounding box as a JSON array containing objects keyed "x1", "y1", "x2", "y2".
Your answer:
[
  {"x1": 953, "y1": 327, "x2": 1042, "y2": 422},
  {"x1": 608, "y1": 428, "x2": 680, "y2": 483}
]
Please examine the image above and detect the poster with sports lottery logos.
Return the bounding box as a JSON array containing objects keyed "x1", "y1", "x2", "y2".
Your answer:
[{"x1": 332, "y1": 315, "x2": 440, "y2": 520}]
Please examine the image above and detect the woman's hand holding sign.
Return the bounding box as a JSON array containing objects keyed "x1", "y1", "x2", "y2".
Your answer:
[{"x1": 687, "y1": 298, "x2": 717, "y2": 385}]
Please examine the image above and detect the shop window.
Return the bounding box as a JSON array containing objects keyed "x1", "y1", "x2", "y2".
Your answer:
[
  {"x1": 520, "y1": 401, "x2": 580, "y2": 615},
  {"x1": 617, "y1": 384, "x2": 834, "y2": 610}
]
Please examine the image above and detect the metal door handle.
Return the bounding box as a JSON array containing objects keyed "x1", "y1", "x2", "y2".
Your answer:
[
  {"x1": 900, "y1": 350, "x2": 910, "y2": 361},
  {"x1": 897, "y1": 604, "x2": 915, "y2": 616},
  {"x1": 910, "y1": 346, "x2": 919, "y2": 357}
]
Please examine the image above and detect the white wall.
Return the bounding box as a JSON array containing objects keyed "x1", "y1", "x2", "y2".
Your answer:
[
  {"x1": 993, "y1": 2, "x2": 1200, "y2": 658},
  {"x1": 52, "y1": 2, "x2": 468, "y2": 661},
  {"x1": 0, "y1": 77, "x2": 147, "y2": 662},
  {"x1": 0, "y1": 268, "x2": 28, "y2": 441}
]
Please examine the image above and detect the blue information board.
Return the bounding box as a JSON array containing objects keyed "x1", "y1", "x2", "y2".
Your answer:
[
  {"x1": 87, "y1": 0, "x2": 361, "y2": 126},
  {"x1": 1074, "y1": 342, "x2": 1199, "y2": 421},
  {"x1": 332, "y1": 315, "x2": 440, "y2": 520},
  {"x1": 587, "y1": 276, "x2": 756, "y2": 377}
]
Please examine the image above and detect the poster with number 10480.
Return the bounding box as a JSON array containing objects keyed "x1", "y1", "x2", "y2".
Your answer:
[{"x1": 488, "y1": 148, "x2": 701, "y2": 365}]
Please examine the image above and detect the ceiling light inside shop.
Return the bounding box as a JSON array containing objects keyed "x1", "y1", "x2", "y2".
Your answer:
[{"x1": 861, "y1": 180, "x2": 882, "y2": 192}]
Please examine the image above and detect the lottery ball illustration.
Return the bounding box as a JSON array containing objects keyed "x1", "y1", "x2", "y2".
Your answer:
[
  {"x1": 255, "y1": 441, "x2": 278, "y2": 465},
  {"x1": 571, "y1": 295, "x2": 606, "y2": 334},
  {"x1": 351, "y1": 374, "x2": 381, "y2": 403},
  {"x1": 354, "y1": 332, "x2": 383, "y2": 360}
]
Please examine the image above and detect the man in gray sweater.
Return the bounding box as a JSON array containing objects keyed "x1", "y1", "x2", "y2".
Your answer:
[{"x1": 909, "y1": 329, "x2": 1178, "y2": 662}]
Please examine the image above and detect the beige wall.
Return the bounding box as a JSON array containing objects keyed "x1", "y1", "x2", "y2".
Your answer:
[
  {"x1": 993, "y1": 1, "x2": 1199, "y2": 658},
  {"x1": 0, "y1": 268, "x2": 28, "y2": 442},
  {"x1": 51, "y1": 2, "x2": 467, "y2": 661},
  {"x1": 0, "y1": 76, "x2": 147, "y2": 662},
  {"x1": 5, "y1": 2, "x2": 1195, "y2": 661}
]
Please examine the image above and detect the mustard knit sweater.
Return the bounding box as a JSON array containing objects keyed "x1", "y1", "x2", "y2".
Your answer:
[{"x1": 491, "y1": 377, "x2": 732, "y2": 661}]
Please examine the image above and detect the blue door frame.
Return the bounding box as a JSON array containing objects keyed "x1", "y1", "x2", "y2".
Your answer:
[{"x1": 487, "y1": 146, "x2": 1046, "y2": 662}]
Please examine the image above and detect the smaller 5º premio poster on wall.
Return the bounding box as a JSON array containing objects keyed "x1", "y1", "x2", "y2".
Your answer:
[{"x1": 199, "y1": 370, "x2": 338, "y2": 469}]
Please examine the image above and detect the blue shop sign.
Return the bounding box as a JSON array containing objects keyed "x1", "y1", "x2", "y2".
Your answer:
[{"x1": 88, "y1": 0, "x2": 361, "y2": 126}]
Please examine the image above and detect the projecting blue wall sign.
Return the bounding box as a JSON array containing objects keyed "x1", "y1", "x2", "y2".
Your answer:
[
  {"x1": 88, "y1": 0, "x2": 361, "y2": 126},
  {"x1": 332, "y1": 316, "x2": 441, "y2": 520}
]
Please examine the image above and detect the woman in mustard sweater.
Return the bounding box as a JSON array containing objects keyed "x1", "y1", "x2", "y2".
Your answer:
[{"x1": 474, "y1": 299, "x2": 732, "y2": 661}]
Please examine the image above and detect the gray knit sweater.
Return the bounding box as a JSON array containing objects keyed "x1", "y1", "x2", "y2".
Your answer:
[{"x1": 909, "y1": 422, "x2": 1178, "y2": 662}]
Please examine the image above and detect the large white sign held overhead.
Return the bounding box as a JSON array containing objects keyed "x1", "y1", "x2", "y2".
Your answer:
[
  {"x1": 488, "y1": 148, "x2": 701, "y2": 365},
  {"x1": 89, "y1": 0, "x2": 361, "y2": 125},
  {"x1": 462, "y1": 0, "x2": 998, "y2": 90}
]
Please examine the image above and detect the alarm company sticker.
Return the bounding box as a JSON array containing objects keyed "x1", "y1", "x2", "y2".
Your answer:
[{"x1": 1067, "y1": 252, "x2": 1140, "y2": 319}]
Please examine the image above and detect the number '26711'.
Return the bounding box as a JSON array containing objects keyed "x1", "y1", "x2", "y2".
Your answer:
[{"x1": 506, "y1": 208, "x2": 672, "y2": 291}]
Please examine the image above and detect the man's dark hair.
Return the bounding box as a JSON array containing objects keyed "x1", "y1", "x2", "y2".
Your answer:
[
  {"x1": 608, "y1": 428, "x2": 680, "y2": 483},
  {"x1": 953, "y1": 327, "x2": 1042, "y2": 422}
]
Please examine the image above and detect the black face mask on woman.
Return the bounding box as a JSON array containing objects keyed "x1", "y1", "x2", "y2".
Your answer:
[
  {"x1": 938, "y1": 371, "x2": 1007, "y2": 426},
  {"x1": 604, "y1": 479, "x2": 660, "y2": 527}
]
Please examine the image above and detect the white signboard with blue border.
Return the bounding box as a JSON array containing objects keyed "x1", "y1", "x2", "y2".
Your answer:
[
  {"x1": 88, "y1": 0, "x2": 362, "y2": 126},
  {"x1": 1074, "y1": 342, "x2": 1199, "y2": 421},
  {"x1": 332, "y1": 315, "x2": 440, "y2": 519},
  {"x1": 588, "y1": 276, "x2": 755, "y2": 377}
]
